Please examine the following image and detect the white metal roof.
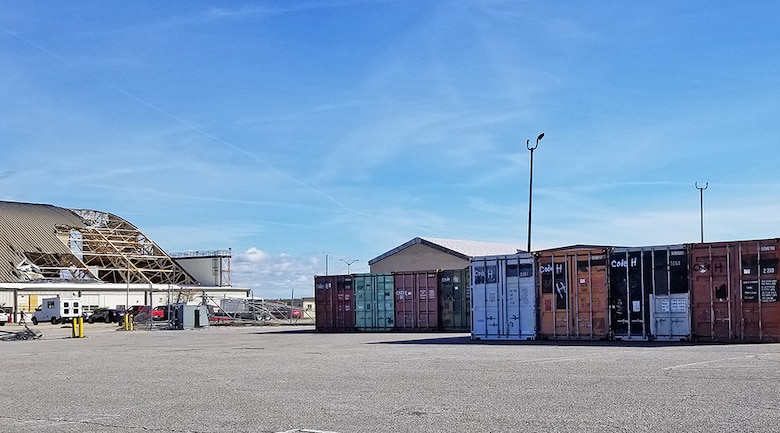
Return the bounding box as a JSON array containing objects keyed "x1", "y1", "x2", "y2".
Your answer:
[{"x1": 369, "y1": 236, "x2": 523, "y2": 264}]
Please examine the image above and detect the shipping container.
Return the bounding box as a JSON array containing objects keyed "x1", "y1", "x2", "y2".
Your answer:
[
  {"x1": 470, "y1": 253, "x2": 536, "y2": 340},
  {"x1": 438, "y1": 268, "x2": 470, "y2": 331},
  {"x1": 314, "y1": 275, "x2": 355, "y2": 332},
  {"x1": 608, "y1": 245, "x2": 690, "y2": 341},
  {"x1": 536, "y1": 246, "x2": 609, "y2": 340},
  {"x1": 690, "y1": 239, "x2": 780, "y2": 342},
  {"x1": 394, "y1": 271, "x2": 439, "y2": 331},
  {"x1": 354, "y1": 273, "x2": 395, "y2": 331}
]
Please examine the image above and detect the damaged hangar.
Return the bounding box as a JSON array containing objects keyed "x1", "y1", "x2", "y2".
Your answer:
[{"x1": 0, "y1": 201, "x2": 248, "y2": 322}]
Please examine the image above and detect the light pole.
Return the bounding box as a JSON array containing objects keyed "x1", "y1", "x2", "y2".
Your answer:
[
  {"x1": 526, "y1": 132, "x2": 544, "y2": 253},
  {"x1": 340, "y1": 258, "x2": 358, "y2": 274},
  {"x1": 322, "y1": 251, "x2": 331, "y2": 275},
  {"x1": 695, "y1": 182, "x2": 708, "y2": 243}
]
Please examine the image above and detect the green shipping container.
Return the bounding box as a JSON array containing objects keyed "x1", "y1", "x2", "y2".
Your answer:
[
  {"x1": 354, "y1": 273, "x2": 395, "y2": 331},
  {"x1": 438, "y1": 268, "x2": 470, "y2": 331}
]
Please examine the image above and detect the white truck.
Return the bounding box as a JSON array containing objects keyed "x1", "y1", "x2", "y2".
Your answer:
[{"x1": 31, "y1": 296, "x2": 83, "y2": 325}]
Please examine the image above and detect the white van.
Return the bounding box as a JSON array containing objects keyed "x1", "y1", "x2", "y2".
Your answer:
[{"x1": 31, "y1": 297, "x2": 83, "y2": 325}]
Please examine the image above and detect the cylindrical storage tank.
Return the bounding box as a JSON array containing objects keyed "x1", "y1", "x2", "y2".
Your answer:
[
  {"x1": 690, "y1": 239, "x2": 780, "y2": 342},
  {"x1": 470, "y1": 253, "x2": 536, "y2": 340},
  {"x1": 354, "y1": 273, "x2": 395, "y2": 331},
  {"x1": 438, "y1": 268, "x2": 470, "y2": 332},
  {"x1": 314, "y1": 275, "x2": 355, "y2": 332},
  {"x1": 536, "y1": 247, "x2": 609, "y2": 340},
  {"x1": 608, "y1": 245, "x2": 690, "y2": 341},
  {"x1": 393, "y1": 271, "x2": 439, "y2": 331}
]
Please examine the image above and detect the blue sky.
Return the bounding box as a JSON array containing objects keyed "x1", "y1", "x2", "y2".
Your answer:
[{"x1": 2, "y1": 1, "x2": 779, "y2": 299}]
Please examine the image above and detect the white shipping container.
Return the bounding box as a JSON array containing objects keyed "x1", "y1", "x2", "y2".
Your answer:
[{"x1": 471, "y1": 253, "x2": 537, "y2": 340}]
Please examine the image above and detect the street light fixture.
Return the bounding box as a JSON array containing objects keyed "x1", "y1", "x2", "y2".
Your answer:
[
  {"x1": 695, "y1": 182, "x2": 708, "y2": 243},
  {"x1": 526, "y1": 132, "x2": 544, "y2": 253},
  {"x1": 339, "y1": 258, "x2": 359, "y2": 274}
]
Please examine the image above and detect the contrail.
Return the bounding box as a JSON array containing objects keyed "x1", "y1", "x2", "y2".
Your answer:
[{"x1": 1, "y1": 24, "x2": 353, "y2": 212}]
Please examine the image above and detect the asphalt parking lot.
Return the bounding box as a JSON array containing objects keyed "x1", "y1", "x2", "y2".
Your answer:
[{"x1": 1, "y1": 322, "x2": 779, "y2": 433}]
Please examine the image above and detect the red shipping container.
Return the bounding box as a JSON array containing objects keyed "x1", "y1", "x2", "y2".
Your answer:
[
  {"x1": 314, "y1": 275, "x2": 355, "y2": 332},
  {"x1": 393, "y1": 271, "x2": 439, "y2": 331},
  {"x1": 536, "y1": 247, "x2": 609, "y2": 340},
  {"x1": 691, "y1": 239, "x2": 780, "y2": 342}
]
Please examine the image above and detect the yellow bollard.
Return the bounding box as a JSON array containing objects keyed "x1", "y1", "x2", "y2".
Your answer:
[
  {"x1": 78, "y1": 316, "x2": 84, "y2": 338},
  {"x1": 72, "y1": 317, "x2": 78, "y2": 338},
  {"x1": 123, "y1": 314, "x2": 128, "y2": 331}
]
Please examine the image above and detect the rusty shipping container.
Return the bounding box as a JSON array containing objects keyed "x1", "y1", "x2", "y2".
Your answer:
[
  {"x1": 690, "y1": 239, "x2": 780, "y2": 342},
  {"x1": 354, "y1": 273, "x2": 395, "y2": 331},
  {"x1": 314, "y1": 275, "x2": 355, "y2": 331},
  {"x1": 394, "y1": 270, "x2": 439, "y2": 331},
  {"x1": 608, "y1": 245, "x2": 690, "y2": 341},
  {"x1": 471, "y1": 253, "x2": 536, "y2": 340},
  {"x1": 536, "y1": 246, "x2": 609, "y2": 340},
  {"x1": 438, "y1": 268, "x2": 470, "y2": 331}
]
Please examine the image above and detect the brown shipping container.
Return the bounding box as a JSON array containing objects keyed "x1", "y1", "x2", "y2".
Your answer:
[
  {"x1": 690, "y1": 239, "x2": 780, "y2": 342},
  {"x1": 314, "y1": 275, "x2": 355, "y2": 331},
  {"x1": 394, "y1": 271, "x2": 439, "y2": 331},
  {"x1": 537, "y1": 247, "x2": 609, "y2": 340}
]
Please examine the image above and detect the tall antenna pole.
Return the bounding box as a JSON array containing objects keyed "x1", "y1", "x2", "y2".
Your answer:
[{"x1": 695, "y1": 182, "x2": 708, "y2": 243}]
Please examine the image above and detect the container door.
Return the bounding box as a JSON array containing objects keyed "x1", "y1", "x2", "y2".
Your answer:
[
  {"x1": 314, "y1": 276, "x2": 333, "y2": 330},
  {"x1": 539, "y1": 255, "x2": 570, "y2": 338},
  {"x1": 690, "y1": 244, "x2": 734, "y2": 341},
  {"x1": 505, "y1": 257, "x2": 536, "y2": 339},
  {"x1": 354, "y1": 274, "x2": 372, "y2": 330},
  {"x1": 646, "y1": 247, "x2": 691, "y2": 340},
  {"x1": 338, "y1": 276, "x2": 354, "y2": 329},
  {"x1": 417, "y1": 272, "x2": 438, "y2": 330},
  {"x1": 394, "y1": 272, "x2": 416, "y2": 330},
  {"x1": 439, "y1": 268, "x2": 469, "y2": 331},
  {"x1": 738, "y1": 241, "x2": 780, "y2": 341},
  {"x1": 375, "y1": 274, "x2": 395, "y2": 330},
  {"x1": 574, "y1": 252, "x2": 608, "y2": 339},
  {"x1": 471, "y1": 259, "x2": 500, "y2": 339},
  {"x1": 609, "y1": 250, "x2": 647, "y2": 339}
]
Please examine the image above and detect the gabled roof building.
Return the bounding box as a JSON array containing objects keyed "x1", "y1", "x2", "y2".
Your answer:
[{"x1": 368, "y1": 236, "x2": 523, "y2": 273}]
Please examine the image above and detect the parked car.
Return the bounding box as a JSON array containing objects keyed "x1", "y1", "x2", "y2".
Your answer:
[
  {"x1": 87, "y1": 308, "x2": 124, "y2": 324},
  {"x1": 131, "y1": 305, "x2": 164, "y2": 322},
  {"x1": 0, "y1": 310, "x2": 8, "y2": 326},
  {"x1": 152, "y1": 305, "x2": 172, "y2": 321}
]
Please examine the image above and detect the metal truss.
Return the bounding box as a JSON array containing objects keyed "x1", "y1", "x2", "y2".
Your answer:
[{"x1": 58, "y1": 209, "x2": 200, "y2": 285}]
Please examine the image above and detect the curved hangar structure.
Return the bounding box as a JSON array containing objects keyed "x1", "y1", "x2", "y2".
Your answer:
[
  {"x1": 0, "y1": 201, "x2": 246, "y2": 320},
  {"x1": 0, "y1": 201, "x2": 198, "y2": 285}
]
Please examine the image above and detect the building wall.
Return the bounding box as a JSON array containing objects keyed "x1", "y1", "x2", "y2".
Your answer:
[
  {"x1": 0, "y1": 284, "x2": 249, "y2": 322},
  {"x1": 370, "y1": 243, "x2": 469, "y2": 273},
  {"x1": 175, "y1": 257, "x2": 227, "y2": 286}
]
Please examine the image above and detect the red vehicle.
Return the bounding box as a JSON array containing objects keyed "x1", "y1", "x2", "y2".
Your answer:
[{"x1": 127, "y1": 305, "x2": 164, "y2": 320}]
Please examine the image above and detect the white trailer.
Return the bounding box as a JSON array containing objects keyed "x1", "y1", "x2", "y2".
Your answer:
[{"x1": 31, "y1": 296, "x2": 83, "y2": 325}]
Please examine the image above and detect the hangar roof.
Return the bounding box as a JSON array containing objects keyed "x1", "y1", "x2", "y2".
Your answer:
[
  {"x1": 369, "y1": 236, "x2": 523, "y2": 265},
  {"x1": 0, "y1": 201, "x2": 198, "y2": 285}
]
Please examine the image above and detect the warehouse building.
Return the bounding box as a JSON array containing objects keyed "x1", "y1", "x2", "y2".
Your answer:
[{"x1": 0, "y1": 201, "x2": 248, "y2": 322}]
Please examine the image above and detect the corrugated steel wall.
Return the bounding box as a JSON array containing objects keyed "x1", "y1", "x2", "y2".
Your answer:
[
  {"x1": 691, "y1": 239, "x2": 780, "y2": 342},
  {"x1": 314, "y1": 275, "x2": 355, "y2": 332},
  {"x1": 470, "y1": 253, "x2": 536, "y2": 340},
  {"x1": 537, "y1": 248, "x2": 608, "y2": 340}
]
